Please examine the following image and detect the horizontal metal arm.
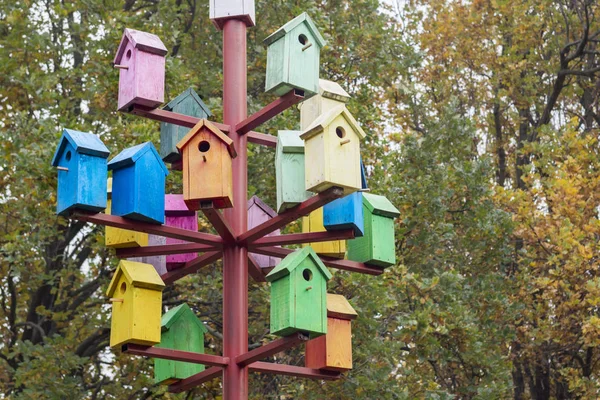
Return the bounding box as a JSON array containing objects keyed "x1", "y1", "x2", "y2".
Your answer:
[
  {"x1": 248, "y1": 229, "x2": 355, "y2": 248},
  {"x1": 116, "y1": 243, "x2": 217, "y2": 258},
  {"x1": 235, "y1": 89, "x2": 305, "y2": 135},
  {"x1": 235, "y1": 333, "x2": 308, "y2": 367},
  {"x1": 249, "y1": 361, "x2": 341, "y2": 381},
  {"x1": 161, "y1": 251, "x2": 223, "y2": 284},
  {"x1": 123, "y1": 344, "x2": 229, "y2": 367},
  {"x1": 201, "y1": 206, "x2": 237, "y2": 244},
  {"x1": 169, "y1": 367, "x2": 223, "y2": 393}
]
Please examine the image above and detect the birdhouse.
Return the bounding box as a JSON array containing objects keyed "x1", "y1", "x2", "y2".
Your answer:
[
  {"x1": 114, "y1": 28, "x2": 168, "y2": 111},
  {"x1": 305, "y1": 294, "x2": 358, "y2": 371},
  {"x1": 275, "y1": 130, "x2": 312, "y2": 213},
  {"x1": 160, "y1": 88, "x2": 212, "y2": 164},
  {"x1": 106, "y1": 260, "x2": 165, "y2": 347},
  {"x1": 302, "y1": 207, "x2": 346, "y2": 259},
  {"x1": 264, "y1": 12, "x2": 326, "y2": 98},
  {"x1": 347, "y1": 193, "x2": 400, "y2": 268},
  {"x1": 266, "y1": 247, "x2": 332, "y2": 338},
  {"x1": 155, "y1": 303, "x2": 208, "y2": 384},
  {"x1": 165, "y1": 194, "x2": 198, "y2": 271},
  {"x1": 209, "y1": 0, "x2": 255, "y2": 29},
  {"x1": 323, "y1": 160, "x2": 368, "y2": 237},
  {"x1": 128, "y1": 235, "x2": 167, "y2": 276},
  {"x1": 52, "y1": 129, "x2": 110, "y2": 216},
  {"x1": 247, "y1": 196, "x2": 280, "y2": 268},
  {"x1": 300, "y1": 79, "x2": 351, "y2": 130},
  {"x1": 301, "y1": 105, "x2": 366, "y2": 195},
  {"x1": 176, "y1": 119, "x2": 236, "y2": 210},
  {"x1": 105, "y1": 178, "x2": 149, "y2": 249},
  {"x1": 108, "y1": 142, "x2": 169, "y2": 224}
]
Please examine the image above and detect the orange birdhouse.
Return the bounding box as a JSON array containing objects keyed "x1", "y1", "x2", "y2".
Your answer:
[
  {"x1": 176, "y1": 119, "x2": 237, "y2": 210},
  {"x1": 305, "y1": 293, "x2": 357, "y2": 371}
]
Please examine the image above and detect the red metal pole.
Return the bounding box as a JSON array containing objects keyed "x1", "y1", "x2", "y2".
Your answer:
[{"x1": 222, "y1": 18, "x2": 248, "y2": 400}]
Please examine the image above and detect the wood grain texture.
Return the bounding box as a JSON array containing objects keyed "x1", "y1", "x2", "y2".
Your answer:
[
  {"x1": 305, "y1": 317, "x2": 352, "y2": 371},
  {"x1": 301, "y1": 207, "x2": 346, "y2": 258},
  {"x1": 323, "y1": 191, "x2": 364, "y2": 237}
]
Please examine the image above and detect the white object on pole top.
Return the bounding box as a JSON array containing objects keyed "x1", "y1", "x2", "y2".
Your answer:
[{"x1": 210, "y1": 0, "x2": 256, "y2": 30}]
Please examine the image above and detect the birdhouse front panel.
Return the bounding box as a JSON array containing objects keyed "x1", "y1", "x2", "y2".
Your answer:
[
  {"x1": 270, "y1": 274, "x2": 293, "y2": 336},
  {"x1": 275, "y1": 130, "x2": 312, "y2": 213},
  {"x1": 105, "y1": 198, "x2": 149, "y2": 248},
  {"x1": 109, "y1": 272, "x2": 135, "y2": 347},
  {"x1": 210, "y1": 0, "x2": 256, "y2": 29},
  {"x1": 324, "y1": 114, "x2": 362, "y2": 193},
  {"x1": 302, "y1": 207, "x2": 346, "y2": 259},
  {"x1": 292, "y1": 258, "x2": 327, "y2": 336},
  {"x1": 286, "y1": 24, "x2": 320, "y2": 96}
]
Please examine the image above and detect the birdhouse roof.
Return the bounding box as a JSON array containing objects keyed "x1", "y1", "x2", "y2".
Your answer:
[
  {"x1": 106, "y1": 260, "x2": 165, "y2": 297},
  {"x1": 300, "y1": 105, "x2": 367, "y2": 141},
  {"x1": 51, "y1": 128, "x2": 110, "y2": 166},
  {"x1": 277, "y1": 130, "x2": 305, "y2": 154},
  {"x1": 247, "y1": 195, "x2": 277, "y2": 218},
  {"x1": 114, "y1": 28, "x2": 168, "y2": 64},
  {"x1": 318, "y1": 80, "x2": 350, "y2": 103},
  {"x1": 176, "y1": 119, "x2": 237, "y2": 158},
  {"x1": 327, "y1": 294, "x2": 358, "y2": 320},
  {"x1": 264, "y1": 12, "x2": 326, "y2": 48},
  {"x1": 164, "y1": 194, "x2": 195, "y2": 215},
  {"x1": 163, "y1": 87, "x2": 212, "y2": 117},
  {"x1": 363, "y1": 193, "x2": 400, "y2": 218},
  {"x1": 266, "y1": 247, "x2": 332, "y2": 282},
  {"x1": 107, "y1": 142, "x2": 169, "y2": 176},
  {"x1": 161, "y1": 303, "x2": 208, "y2": 333}
]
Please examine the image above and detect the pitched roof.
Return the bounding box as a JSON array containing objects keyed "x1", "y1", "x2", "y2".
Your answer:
[
  {"x1": 319, "y1": 80, "x2": 350, "y2": 103},
  {"x1": 266, "y1": 247, "x2": 332, "y2": 282},
  {"x1": 277, "y1": 130, "x2": 304, "y2": 154},
  {"x1": 114, "y1": 28, "x2": 168, "y2": 64},
  {"x1": 327, "y1": 294, "x2": 358, "y2": 320},
  {"x1": 300, "y1": 105, "x2": 367, "y2": 141},
  {"x1": 107, "y1": 142, "x2": 169, "y2": 176},
  {"x1": 363, "y1": 193, "x2": 400, "y2": 218},
  {"x1": 106, "y1": 260, "x2": 165, "y2": 297},
  {"x1": 161, "y1": 303, "x2": 207, "y2": 333},
  {"x1": 247, "y1": 195, "x2": 277, "y2": 218},
  {"x1": 51, "y1": 128, "x2": 110, "y2": 166},
  {"x1": 176, "y1": 119, "x2": 237, "y2": 158},
  {"x1": 264, "y1": 12, "x2": 326, "y2": 48},
  {"x1": 163, "y1": 87, "x2": 212, "y2": 117}
]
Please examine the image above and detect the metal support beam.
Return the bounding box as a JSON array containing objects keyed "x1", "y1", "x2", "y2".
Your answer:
[
  {"x1": 123, "y1": 344, "x2": 229, "y2": 367},
  {"x1": 201, "y1": 206, "x2": 237, "y2": 244},
  {"x1": 169, "y1": 367, "x2": 223, "y2": 393},
  {"x1": 248, "y1": 230, "x2": 355, "y2": 248},
  {"x1": 235, "y1": 90, "x2": 305, "y2": 135},
  {"x1": 249, "y1": 362, "x2": 341, "y2": 381},
  {"x1": 235, "y1": 333, "x2": 308, "y2": 367},
  {"x1": 247, "y1": 254, "x2": 267, "y2": 283},
  {"x1": 161, "y1": 251, "x2": 223, "y2": 284},
  {"x1": 116, "y1": 243, "x2": 217, "y2": 258},
  {"x1": 247, "y1": 131, "x2": 277, "y2": 147}
]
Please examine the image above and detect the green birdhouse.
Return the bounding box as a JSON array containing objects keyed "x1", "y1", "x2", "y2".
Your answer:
[
  {"x1": 160, "y1": 88, "x2": 212, "y2": 164},
  {"x1": 275, "y1": 130, "x2": 312, "y2": 213},
  {"x1": 154, "y1": 303, "x2": 208, "y2": 385},
  {"x1": 264, "y1": 12, "x2": 326, "y2": 98},
  {"x1": 348, "y1": 193, "x2": 400, "y2": 268},
  {"x1": 266, "y1": 247, "x2": 332, "y2": 338}
]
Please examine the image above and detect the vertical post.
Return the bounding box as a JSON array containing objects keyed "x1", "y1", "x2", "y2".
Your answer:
[{"x1": 222, "y1": 19, "x2": 249, "y2": 400}]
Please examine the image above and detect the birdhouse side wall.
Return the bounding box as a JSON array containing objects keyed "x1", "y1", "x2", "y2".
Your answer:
[
  {"x1": 276, "y1": 149, "x2": 311, "y2": 213},
  {"x1": 133, "y1": 52, "x2": 165, "y2": 108},
  {"x1": 265, "y1": 35, "x2": 289, "y2": 96},
  {"x1": 324, "y1": 115, "x2": 362, "y2": 194},
  {"x1": 111, "y1": 165, "x2": 137, "y2": 218},
  {"x1": 56, "y1": 143, "x2": 80, "y2": 215},
  {"x1": 293, "y1": 260, "x2": 327, "y2": 337},
  {"x1": 369, "y1": 213, "x2": 396, "y2": 267},
  {"x1": 306, "y1": 317, "x2": 353, "y2": 371},
  {"x1": 155, "y1": 317, "x2": 205, "y2": 383},
  {"x1": 105, "y1": 199, "x2": 149, "y2": 248},
  {"x1": 304, "y1": 133, "x2": 327, "y2": 193},
  {"x1": 302, "y1": 208, "x2": 346, "y2": 259},
  {"x1": 75, "y1": 153, "x2": 108, "y2": 213},
  {"x1": 347, "y1": 205, "x2": 373, "y2": 264},
  {"x1": 323, "y1": 191, "x2": 364, "y2": 237},
  {"x1": 109, "y1": 273, "x2": 135, "y2": 347},
  {"x1": 165, "y1": 215, "x2": 198, "y2": 268},
  {"x1": 270, "y1": 275, "x2": 294, "y2": 337},
  {"x1": 117, "y1": 41, "x2": 137, "y2": 111},
  {"x1": 133, "y1": 153, "x2": 166, "y2": 224},
  {"x1": 130, "y1": 286, "x2": 162, "y2": 345},
  {"x1": 287, "y1": 24, "x2": 320, "y2": 97}
]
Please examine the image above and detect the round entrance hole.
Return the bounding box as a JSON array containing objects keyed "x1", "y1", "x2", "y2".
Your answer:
[
  {"x1": 302, "y1": 269, "x2": 313, "y2": 282},
  {"x1": 120, "y1": 282, "x2": 127, "y2": 294},
  {"x1": 198, "y1": 141, "x2": 210, "y2": 153},
  {"x1": 126, "y1": 49, "x2": 132, "y2": 60},
  {"x1": 298, "y1": 34, "x2": 308, "y2": 45},
  {"x1": 65, "y1": 151, "x2": 72, "y2": 161},
  {"x1": 336, "y1": 126, "x2": 346, "y2": 139}
]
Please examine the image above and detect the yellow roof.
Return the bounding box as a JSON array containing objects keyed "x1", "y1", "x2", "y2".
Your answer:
[
  {"x1": 327, "y1": 294, "x2": 358, "y2": 320},
  {"x1": 106, "y1": 260, "x2": 165, "y2": 297}
]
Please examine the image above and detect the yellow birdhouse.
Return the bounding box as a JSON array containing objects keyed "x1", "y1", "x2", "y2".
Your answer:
[
  {"x1": 105, "y1": 178, "x2": 148, "y2": 248},
  {"x1": 300, "y1": 105, "x2": 366, "y2": 195},
  {"x1": 106, "y1": 260, "x2": 165, "y2": 347},
  {"x1": 302, "y1": 207, "x2": 346, "y2": 259}
]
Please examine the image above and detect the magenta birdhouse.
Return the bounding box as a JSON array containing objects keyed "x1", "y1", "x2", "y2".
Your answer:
[
  {"x1": 114, "y1": 28, "x2": 168, "y2": 111},
  {"x1": 165, "y1": 194, "x2": 198, "y2": 271},
  {"x1": 247, "y1": 196, "x2": 280, "y2": 268}
]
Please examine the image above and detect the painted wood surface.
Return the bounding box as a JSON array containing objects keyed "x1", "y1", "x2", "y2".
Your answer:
[
  {"x1": 302, "y1": 207, "x2": 346, "y2": 258},
  {"x1": 305, "y1": 318, "x2": 352, "y2": 371},
  {"x1": 247, "y1": 196, "x2": 280, "y2": 268},
  {"x1": 128, "y1": 234, "x2": 167, "y2": 275},
  {"x1": 155, "y1": 303, "x2": 207, "y2": 384},
  {"x1": 300, "y1": 79, "x2": 350, "y2": 130},
  {"x1": 108, "y1": 142, "x2": 168, "y2": 224},
  {"x1": 209, "y1": 0, "x2": 255, "y2": 28},
  {"x1": 165, "y1": 194, "x2": 198, "y2": 270},
  {"x1": 160, "y1": 88, "x2": 212, "y2": 163},
  {"x1": 105, "y1": 198, "x2": 149, "y2": 248},
  {"x1": 323, "y1": 192, "x2": 364, "y2": 237},
  {"x1": 275, "y1": 130, "x2": 312, "y2": 213},
  {"x1": 106, "y1": 260, "x2": 165, "y2": 347}
]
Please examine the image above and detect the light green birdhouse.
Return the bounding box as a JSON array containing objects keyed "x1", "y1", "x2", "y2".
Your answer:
[{"x1": 275, "y1": 130, "x2": 312, "y2": 213}]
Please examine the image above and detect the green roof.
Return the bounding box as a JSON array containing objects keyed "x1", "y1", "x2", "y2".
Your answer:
[
  {"x1": 264, "y1": 12, "x2": 326, "y2": 48},
  {"x1": 161, "y1": 303, "x2": 207, "y2": 333},
  {"x1": 363, "y1": 193, "x2": 400, "y2": 218},
  {"x1": 277, "y1": 130, "x2": 305, "y2": 154},
  {"x1": 266, "y1": 247, "x2": 332, "y2": 282}
]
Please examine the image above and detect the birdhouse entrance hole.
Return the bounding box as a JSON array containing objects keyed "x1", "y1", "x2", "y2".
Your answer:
[
  {"x1": 120, "y1": 282, "x2": 127, "y2": 294},
  {"x1": 198, "y1": 141, "x2": 210, "y2": 153},
  {"x1": 126, "y1": 49, "x2": 132, "y2": 60},
  {"x1": 298, "y1": 34, "x2": 308, "y2": 45},
  {"x1": 336, "y1": 127, "x2": 346, "y2": 139},
  {"x1": 65, "y1": 151, "x2": 72, "y2": 161},
  {"x1": 303, "y1": 269, "x2": 313, "y2": 281}
]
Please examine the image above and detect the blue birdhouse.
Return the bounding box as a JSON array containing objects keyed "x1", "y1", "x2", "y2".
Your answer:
[
  {"x1": 323, "y1": 160, "x2": 367, "y2": 236},
  {"x1": 108, "y1": 142, "x2": 169, "y2": 224},
  {"x1": 51, "y1": 128, "x2": 110, "y2": 216}
]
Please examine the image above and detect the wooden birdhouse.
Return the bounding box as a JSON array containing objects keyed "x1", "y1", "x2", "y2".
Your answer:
[
  {"x1": 266, "y1": 247, "x2": 332, "y2": 338},
  {"x1": 165, "y1": 194, "x2": 198, "y2": 271},
  {"x1": 105, "y1": 178, "x2": 149, "y2": 249},
  {"x1": 264, "y1": 12, "x2": 326, "y2": 98},
  {"x1": 302, "y1": 207, "x2": 346, "y2": 259},
  {"x1": 347, "y1": 193, "x2": 400, "y2": 268},
  {"x1": 160, "y1": 88, "x2": 212, "y2": 164},
  {"x1": 323, "y1": 160, "x2": 368, "y2": 237},
  {"x1": 108, "y1": 142, "x2": 169, "y2": 224},
  {"x1": 176, "y1": 119, "x2": 237, "y2": 210},
  {"x1": 275, "y1": 130, "x2": 312, "y2": 213},
  {"x1": 305, "y1": 294, "x2": 358, "y2": 371},
  {"x1": 247, "y1": 196, "x2": 280, "y2": 268},
  {"x1": 155, "y1": 303, "x2": 207, "y2": 384},
  {"x1": 129, "y1": 235, "x2": 167, "y2": 276},
  {"x1": 114, "y1": 28, "x2": 168, "y2": 111},
  {"x1": 301, "y1": 105, "x2": 366, "y2": 195},
  {"x1": 52, "y1": 128, "x2": 110, "y2": 216},
  {"x1": 209, "y1": 0, "x2": 255, "y2": 29},
  {"x1": 300, "y1": 79, "x2": 351, "y2": 130},
  {"x1": 106, "y1": 260, "x2": 165, "y2": 347}
]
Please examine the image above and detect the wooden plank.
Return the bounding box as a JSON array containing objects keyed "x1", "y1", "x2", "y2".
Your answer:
[
  {"x1": 248, "y1": 362, "x2": 341, "y2": 381},
  {"x1": 169, "y1": 366, "x2": 222, "y2": 393}
]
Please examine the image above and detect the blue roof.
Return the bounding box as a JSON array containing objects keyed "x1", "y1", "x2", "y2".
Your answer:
[
  {"x1": 107, "y1": 142, "x2": 169, "y2": 176},
  {"x1": 51, "y1": 128, "x2": 110, "y2": 166}
]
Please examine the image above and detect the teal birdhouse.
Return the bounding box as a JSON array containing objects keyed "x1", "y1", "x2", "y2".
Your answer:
[
  {"x1": 264, "y1": 12, "x2": 326, "y2": 98},
  {"x1": 266, "y1": 247, "x2": 332, "y2": 338},
  {"x1": 275, "y1": 130, "x2": 312, "y2": 213},
  {"x1": 160, "y1": 88, "x2": 212, "y2": 164},
  {"x1": 155, "y1": 303, "x2": 208, "y2": 385},
  {"x1": 347, "y1": 193, "x2": 400, "y2": 268}
]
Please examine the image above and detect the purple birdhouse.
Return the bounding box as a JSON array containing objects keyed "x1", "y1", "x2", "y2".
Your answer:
[
  {"x1": 165, "y1": 194, "x2": 198, "y2": 271},
  {"x1": 247, "y1": 196, "x2": 280, "y2": 268}
]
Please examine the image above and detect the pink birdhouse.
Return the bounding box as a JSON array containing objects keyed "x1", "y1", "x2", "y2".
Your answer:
[
  {"x1": 247, "y1": 196, "x2": 280, "y2": 268},
  {"x1": 165, "y1": 194, "x2": 198, "y2": 271},
  {"x1": 114, "y1": 28, "x2": 168, "y2": 111}
]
